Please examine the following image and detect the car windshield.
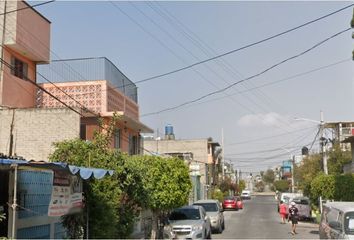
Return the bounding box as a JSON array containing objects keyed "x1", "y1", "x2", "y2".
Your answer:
[
  {"x1": 344, "y1": 211, "x2": 354, "y2": 235},
  {"x1": 194, "y1": 203, "x2": 218, "y2": 212},
  {"x1": 169, "y1": 208, "x2": 201, "y2": 220},
  {"x1": 293, "y1": 198, "x2": 309, "y2": 205},
  {"x1": 224, "y1": 196, "x2": 234, "y2": 201}
]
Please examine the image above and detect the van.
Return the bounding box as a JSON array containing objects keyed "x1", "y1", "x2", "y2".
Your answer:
[
  {"x1": 319, "y1": 202, "x2": 354, "y2": 239},
  {"x1": 292, "y1": 197, "x2": 311, "y2": 221}
]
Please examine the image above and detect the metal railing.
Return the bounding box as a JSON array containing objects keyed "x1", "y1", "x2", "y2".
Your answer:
[{"x1": 37, "y1": 57, "x2": 138, "y2": 103}]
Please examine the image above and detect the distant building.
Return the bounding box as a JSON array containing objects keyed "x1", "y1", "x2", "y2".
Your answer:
[
  {"x1": 144, "y1": 132, "x2": 222, "y2": 200},
  {"x1": 324, "y1": 121, "x2": 354, "y2": 151}
]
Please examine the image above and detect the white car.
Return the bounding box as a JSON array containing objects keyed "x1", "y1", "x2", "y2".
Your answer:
[
  {"x1": 164, "y1": 205, "x2": 212, "y2": 239},
  {"x1": 241, "y1": 190, "x2": 251, "y2": 200},
  {"x1": 193, "y1": 199, "x2": 225, "y2": 233}
]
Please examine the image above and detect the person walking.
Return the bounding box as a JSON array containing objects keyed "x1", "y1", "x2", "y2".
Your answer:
[
  {"x1": 288, "y1": 201, "x2": 299, "y2": 235},
  {"x1": 279, "y1": 201, "x2": 287, "y2": 224}
]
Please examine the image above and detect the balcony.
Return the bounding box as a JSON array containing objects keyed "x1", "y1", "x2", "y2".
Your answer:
[
  {"x1": 36, "y1": 57, "x2": 143, "y2": 123},
  {"x1": 37, "y1": 57, "x2": 137, "y2": 103},
  {"x1": 1, "y1": 1, "x2": 50, "y2": 63}
]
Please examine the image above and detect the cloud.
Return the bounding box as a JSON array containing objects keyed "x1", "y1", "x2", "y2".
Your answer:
[
  {"x1": 238, "y1": 112, "x2": 291, "y2": 127},
  {"x1": 237, "y1": 112, "x2": 318, "y2": 131}
]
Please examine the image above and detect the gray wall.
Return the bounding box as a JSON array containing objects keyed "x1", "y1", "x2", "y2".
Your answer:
[{"x1": 0, "y1": 108, "x2": 80, "y2": 161}]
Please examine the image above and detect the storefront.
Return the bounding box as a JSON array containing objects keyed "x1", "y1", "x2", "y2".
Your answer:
[{"x1": 0, "y1": 158, "x2": 113, "y2": 239}]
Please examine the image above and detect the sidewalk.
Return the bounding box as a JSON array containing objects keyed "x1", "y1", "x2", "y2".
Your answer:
[{"x1": 287, "y1": 221, "x2": 319, "y2": 239}]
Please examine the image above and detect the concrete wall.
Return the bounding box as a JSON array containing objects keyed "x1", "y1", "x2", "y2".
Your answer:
[{"x1": 0, "y1": 108, "x2": 80, "y2": 161}]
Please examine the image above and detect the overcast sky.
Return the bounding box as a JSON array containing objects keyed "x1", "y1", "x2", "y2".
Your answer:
[{"x1": 35, "y1": 1, "x2": 354, "y2": 172}]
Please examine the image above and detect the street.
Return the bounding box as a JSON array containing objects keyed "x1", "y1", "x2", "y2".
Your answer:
[{"x1": 215, "y1": 195, "x2": 319, "y2": 239}]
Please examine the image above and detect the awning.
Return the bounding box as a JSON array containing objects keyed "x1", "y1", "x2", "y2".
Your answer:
[{"x1": 0, "y1": 159, "x2": 114, "y2": 180}]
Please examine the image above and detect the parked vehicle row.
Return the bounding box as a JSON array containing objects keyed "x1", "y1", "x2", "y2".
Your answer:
[
  {"x1": 163, "y1": 199, "x2": 225, "y2": 239},
  {"x1": 319, "y1": 201, "x2": 354, "y2": 239}
]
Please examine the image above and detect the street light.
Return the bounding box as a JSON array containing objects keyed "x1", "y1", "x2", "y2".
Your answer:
[{"x1": 294, "y1": 111, "x2": 328, "y2": 175}]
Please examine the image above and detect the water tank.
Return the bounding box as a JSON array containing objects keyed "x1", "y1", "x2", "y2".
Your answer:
[
  {"x1": 165, "y1": 124, "x2": 174, "y2": 136},
  {"x1": 302, "y1": 146, "x2": 309, "y2": 156}
]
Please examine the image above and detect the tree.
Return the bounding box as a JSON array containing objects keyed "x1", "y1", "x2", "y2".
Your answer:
[
  {"x1": 273, "y1": 180, "x2": 289, "y2": 192},
  {"x1": 49, "y1": 114, "x2": 146, "y2": 238},
  {"x1": 294, "y1": 153, "x2": 322, "y2": 196},
  {"x1": 255, "y1": 181, "x2": 265, "y2": 192},
  {"x1": 327, "y1": 143, "x2": 352, "y2": 175},
  {"x1": 238, "y1": 180, "x2": 246, "y2": 193},
  {"x1": 263, "y1": 169, "x2": 275, "y2": 183},
  {"x1": 129, "y1": 155, "x2": 192, "y2": 239}
]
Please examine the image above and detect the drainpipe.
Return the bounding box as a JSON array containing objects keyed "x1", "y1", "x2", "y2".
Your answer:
[{"x1": 11, "y1": 163, "x2": 18, "y2": 239}]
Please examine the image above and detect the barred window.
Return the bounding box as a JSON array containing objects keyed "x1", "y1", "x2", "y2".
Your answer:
[{"x1": 11, "y1": 56, "x2": 28, "y2": 80}]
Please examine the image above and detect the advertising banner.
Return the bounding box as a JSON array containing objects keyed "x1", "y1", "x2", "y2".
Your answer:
[{"x1": 48, "y1": 171, "x2": 83, "y2": 217}]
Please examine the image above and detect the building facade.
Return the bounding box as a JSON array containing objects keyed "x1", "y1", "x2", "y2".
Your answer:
[
  {"x1": 0, "y1": 1, "x2": 50, "y2": 109},
  {"x1": 144, "y1": 137, "x2": 222, "y2": 200}
]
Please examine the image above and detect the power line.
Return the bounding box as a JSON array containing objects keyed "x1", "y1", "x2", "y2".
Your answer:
[
  {"x1": 141, "y1": 27, "x2": 351, "y2": 117},
  {"x1": 127, "y1": 2, "x2": 295, "y2": 134},
  {"x1": 178, "y1": 57, "x2": 351, "y2": 110},
  {"x1": 0, "y1": 58, "x2": 82, "y2": 116},
  {"x1": 136, "y1": 3, "x2": 354, "y2": 84},
  {"x1": 146, "y1": 1, "x2": 297, "y2": 133},
  {"x1": 231, "y1": 127, "x2": 316, "y2": 146},
  {"x1": 0, "y1": 1, "x2": 55, "y2": 16}
]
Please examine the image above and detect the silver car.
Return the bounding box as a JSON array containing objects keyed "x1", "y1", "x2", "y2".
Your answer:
[
  {"x1": 164, "y1": 205, "x2": 212, "y2": 239},
  {"x1": 193, "y1": 199, "x2": 225, "y2": 233}
]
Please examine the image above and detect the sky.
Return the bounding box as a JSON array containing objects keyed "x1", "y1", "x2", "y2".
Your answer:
[{"x1": 33, "y1": 1, "x2": 354, "y2": 172}]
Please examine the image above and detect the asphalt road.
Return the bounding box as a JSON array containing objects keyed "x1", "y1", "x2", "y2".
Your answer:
[{"x1": 214, "y1": 195, "x2": 319, "y2": 239}]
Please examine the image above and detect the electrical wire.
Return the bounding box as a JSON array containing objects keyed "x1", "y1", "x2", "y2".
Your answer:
[
  {"x1": 135, "y1": 3, "x2": 354, "y2": 83},
  {"x1": 0, "y1": 1, "x2": 55, "y2": 16},
  {"x1": 126, "y1": 2, "x2": 297, "y2": 134},
  {"x1": 141, "y1": 27, "x2": 351, "y2": 117}
]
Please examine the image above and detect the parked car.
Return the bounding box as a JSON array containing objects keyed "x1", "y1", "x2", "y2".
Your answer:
[
  {"x1": 319, "y1": 201, "x2": 354, "y2": 239},
  {"x1": 292, "y1": 197, "x2": 312, "y2": 221},
  {"x1": 163, "y1": 205, "x2": 212, "y2": 239},
  {"x1": 241, "y1": 190, "x2": 251, "y2": 200},
  {"x1": 193, "y1": 199, "x2": 225, "y2": 233},
  {"x1": 223, "y1": 196, "x2": 238, "y2": 210},
  {"x1": 235, "y1": 196, "x2": 243, "y2": 209}
]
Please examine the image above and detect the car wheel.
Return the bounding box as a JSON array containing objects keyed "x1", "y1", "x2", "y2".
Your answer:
[
  {"x1": 207, "y1": 230, "x2": 212, "y2": 239},
  {"x1": 217, "y1": 222, "x2": 223, "y2": 233},
  {"x1": 222, "y1": 220, "x2": 225, "y2": 230}
]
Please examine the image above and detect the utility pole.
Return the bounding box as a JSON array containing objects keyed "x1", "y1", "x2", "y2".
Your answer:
[
  {"x1": 221, "y1": 128, "x2": 224, "y2": 180},
  {"x1": 320, "y1": 111, "x2": 328, "y2": 175},
  {"x1": 291, "y1": 155, "x2": 295, "y2": 193},
  {"x1": 0, "y1": 1, "x2": 8, "y2": 97}
]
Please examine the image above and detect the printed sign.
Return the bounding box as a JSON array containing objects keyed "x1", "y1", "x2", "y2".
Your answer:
[{"x1": 48, "y1": 171, "x2": 83, "y2": 216}]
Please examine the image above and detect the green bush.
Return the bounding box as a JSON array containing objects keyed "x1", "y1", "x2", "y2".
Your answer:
[
  {"x1": 273, "y1": 180, "x2": 289, "y2": 192},
  {"x1": 310, "y1": 173, "x2": 354, "y2": 203}
]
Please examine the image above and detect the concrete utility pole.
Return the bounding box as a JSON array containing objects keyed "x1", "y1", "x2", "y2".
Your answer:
[
  {"x1": 291, "y1": 155, "x2": 295, "y2": 193},
  {"x1": 320, "y1": 111, "x2": 329, "y2": 175},
  {"x1": 221, "y1": 128, "x2": 224, "y2": 180}
]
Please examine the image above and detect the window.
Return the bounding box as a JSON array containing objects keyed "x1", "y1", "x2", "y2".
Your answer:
[
  {"x1": 11, "y1": 57, "x2": 28, "y2": 80},
  {"x1": 129, "y1": 134, "x2": 138, "y2": 155},
  {"x1": 80, "y1": 124, "x2": 86, "y2": 140},
  {"x1": 114, "y1": 129, "x2": 120, "y2": 149}
]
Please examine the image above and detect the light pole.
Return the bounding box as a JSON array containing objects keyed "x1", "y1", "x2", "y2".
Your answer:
[{"x1": 294, "y1": 111, "x2": 328, "y2": 175}]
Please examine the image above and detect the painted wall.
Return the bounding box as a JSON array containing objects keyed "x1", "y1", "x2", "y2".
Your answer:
[
  {"x1": 0, "y1": 1, "x2": 50, "y2": 62},
  {"x1": 1, "y1": 47, "x2": 37, "y2": 108}
]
